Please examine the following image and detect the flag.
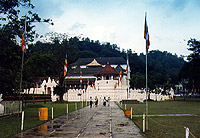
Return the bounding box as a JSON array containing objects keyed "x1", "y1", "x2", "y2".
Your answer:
[
  {"x1": 144, "y1": 12, "x2": 150, "y2": 53},
  {"x1": 114, "y1": 83, "x2": 117, "y2": 89},
  {"x1": 21, "y1": 31, "x2": 26, "y2": 53},
  {"x1": 64, "y1": 54, "x2": 67, "y2": 76},
  {"x1": 21, "y1": 17, "x2": 27, "y2": 53},
  {"x1": 126, "y1": 54, "x2": 129, "y2": 75},
  {"x1": 114, "y1": 83, "x2": 117, "y2": 90},
  {"x1": 118, "y1": 78, "x2": 119, "y2": 86},
  {"x1": 80, "y1": 71, "x2": 82, "y2": 83},
  {"x1": 119, "y1": 71, "x2": 122, "y2": 81}
]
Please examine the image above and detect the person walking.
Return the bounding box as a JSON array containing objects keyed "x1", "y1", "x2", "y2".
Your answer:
[
  {"x1": 90, "y1": 97, "x2": 93, "y2": 108},
  {"x1": 103, "y1": 97, "x2": 106, "y2": 106},
  {"x1": 95, "y1": 96, "x2": 98, "y2": 107}
]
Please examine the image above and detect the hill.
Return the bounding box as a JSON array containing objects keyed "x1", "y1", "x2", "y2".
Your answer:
[{"x1": 0, "y1": 35, "x2": 184, "y2": 95}]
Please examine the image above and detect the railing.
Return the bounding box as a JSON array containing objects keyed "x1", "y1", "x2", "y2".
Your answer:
[
  {"x1": 3, "y1": 94, "x2": 51, "y2": 103},
  {"x1": 0, "y1": 101, "x2": 22, "y2": 116}
]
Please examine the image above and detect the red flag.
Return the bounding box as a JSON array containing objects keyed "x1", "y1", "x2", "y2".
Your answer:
[
  {"x1": 119, "y1": 71, "x2": 122, "y2": 81},
  {"x1": 21, "y1": 28, "x2": 26, "y2": 53},
  {"x1": 144, "y1": 12, "x2": 150, "y2": 53},
  {"x1": 126, "y1": 54, "x2": 129, "y2": 75},
  {"x1": 21, "y1": 17, "x2": 27, "y2": 53},
  {"x1": 64, "y1": 54, "x2": 67, "y2": 76},
  {"x1": 80, "y1": 71, "x2": 82, "y2": 83},
  {"x1": 114, "y1": 83, "x2": 116, "y2": 90}
]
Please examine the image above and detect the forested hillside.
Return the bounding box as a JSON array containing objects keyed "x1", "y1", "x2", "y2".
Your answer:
[
  {"x1": 23, "y1": 36, "x2": 185, "y2": 92},
  {"x1": 131, "y1": 51, "x2": 184, "y2": 91}
]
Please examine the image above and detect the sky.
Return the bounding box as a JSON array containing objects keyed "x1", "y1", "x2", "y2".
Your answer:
[{"x1": 31, "y1": 0, "x2": 200, "y2": 56}]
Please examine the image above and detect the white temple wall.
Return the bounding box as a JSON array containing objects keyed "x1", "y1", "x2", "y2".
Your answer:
[
  {"x1": 64, "y1": 85, "x2": 128, "y2": 102},
  {"x1": 129, "y1": 89, "x2": 171, "y2": 102},
  {"x1": 24, "y1": 77, "x2": 58, "y2": 95},
  {"x1": 22, "y1": 77, "x2": 173, "y2": 102}
]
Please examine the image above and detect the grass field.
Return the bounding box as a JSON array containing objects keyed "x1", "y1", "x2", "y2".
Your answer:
[
  {"x1": 0, "y1": 101, "x2": 88, "y2": 138},
  {"x1": 1, "y1": 100, "x2": 199, "y2": 138},
  {"x1": 119, "y1": 100, "x2": 200, "y2": 138}
]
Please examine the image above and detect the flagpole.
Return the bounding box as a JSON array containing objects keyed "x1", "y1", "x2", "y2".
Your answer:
[
  {"x1": 64, "y1": 54, "x2": 68, "y2": 101},
  {"x1": 146, "y1": 44, "x2": 148, "y2": 130},
  {"x1": 126, "y1": 52, "x2": 129, "y2": 99},
  {"x1": 145, "y1": 12, "x2": 149, "y2": 131},
  {"x1": 64, "y1": 76, "x2": 67, "y2": 101},
  {"x1": 19, "y1": 51, "x2": 24, "y2": 97},
  {"x1": 19, "y1": 15, "x2": 27, "y2": 111}
]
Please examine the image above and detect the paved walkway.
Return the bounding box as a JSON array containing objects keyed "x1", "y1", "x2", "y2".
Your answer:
[{"x1": 12, "y1": 102, "x2": 144, "y2": 138}]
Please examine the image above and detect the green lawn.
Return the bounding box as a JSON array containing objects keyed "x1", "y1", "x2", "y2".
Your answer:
[
  {"x1": 121, "y1": 101, "x2": 200, "y2": 115},
  {"x1": 118, "y1": 101, "x2": 200, "y2": 138},
  {"x1": 0, "y1": 101, "x2": 88, "y2": 138},
  {"x1": 1, "y1": 101, "x2": 199, "y2": 138}
]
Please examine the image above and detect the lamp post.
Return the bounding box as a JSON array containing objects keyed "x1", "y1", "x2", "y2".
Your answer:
[{"x1": 44, "y1": 84, "x2": 47, "y2": 104}]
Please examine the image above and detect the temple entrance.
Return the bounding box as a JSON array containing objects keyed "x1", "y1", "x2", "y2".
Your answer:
[{"x1": 47, "y1": 87, "x2": 51, "y2": 94}]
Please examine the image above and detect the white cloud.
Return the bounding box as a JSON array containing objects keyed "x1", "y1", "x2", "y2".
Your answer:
[{"x1": 33, "y1": 0, "x2": 200, "y2": 56}]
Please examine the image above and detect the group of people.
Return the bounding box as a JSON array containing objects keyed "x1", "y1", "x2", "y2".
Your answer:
[
  {"x1": 103, "y1": 97, "x2": 111, "y2": 106},
  {"x1": 89, "y1": 96, "x2": 111, "y2": 108},
  {"x1": 90, "y1": 96, "x2": 98, "y2": 108}
]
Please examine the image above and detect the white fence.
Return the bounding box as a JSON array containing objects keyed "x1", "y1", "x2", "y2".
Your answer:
[{"x1": 0, "y1": 101, "x2": 22, "y2": 116}]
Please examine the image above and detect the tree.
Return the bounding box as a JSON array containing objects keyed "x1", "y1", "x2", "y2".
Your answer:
[
  {"x1": 0, "y1": 29, "x2": 21, "y2": 96},
  {"x1": 132, "y1": 72, "x2": 145, "y2": 89},
  {"x1": 187, "y1": 38, "x2": 200, "y2": 61},
  {"x1": 41, "y1": 32, "x2": 69, "y2": 44},
  {"x1": 180, "y1": 38, "x2": 200, "y2": 93},
  {"x1": 0, "y1": 0, "x2": 53, "y2": 41},
  {"x1": 24, "y1": 53, "x2": 57, "y2": 78},
  {"x1": 130, "y1": 50, "x2": 184, "y2": 91},
  {"x1": 76, "y1": 51, "x2": 98, "y2": 58},
  {"x1": 53, "y1": 85, "x2": 65, "y2": 102},
  {"x1": 0, "y1": 0, "x2": 53, "y2": 95}
]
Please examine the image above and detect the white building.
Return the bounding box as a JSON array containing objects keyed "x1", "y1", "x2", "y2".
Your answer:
[
  {"x1": 64, "y1": 57, "x2": 129, "y2": 101},
  {"x1": 24, "y1": 57, "x2": 172, "y2": 102}
]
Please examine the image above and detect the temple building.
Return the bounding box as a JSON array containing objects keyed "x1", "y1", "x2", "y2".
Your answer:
[
  {"x1": 23, "y1": 57, "x2": 173, "y2": 102},
  {"x1": 64, "y1": 57, "x2": 130, "y2": 101}
]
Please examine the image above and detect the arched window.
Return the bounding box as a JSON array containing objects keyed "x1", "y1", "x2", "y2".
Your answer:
[
  {"x1": 97, "y1": 77, "x2": 101, "y2": 80},
  {"x1": 47, "y1": 87, "x2": 51, "y2": 94}
]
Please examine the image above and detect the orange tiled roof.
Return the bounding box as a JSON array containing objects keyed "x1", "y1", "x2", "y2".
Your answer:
[{"x1": 95, "y1": 64, "x2": 119, "y2": 75}]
